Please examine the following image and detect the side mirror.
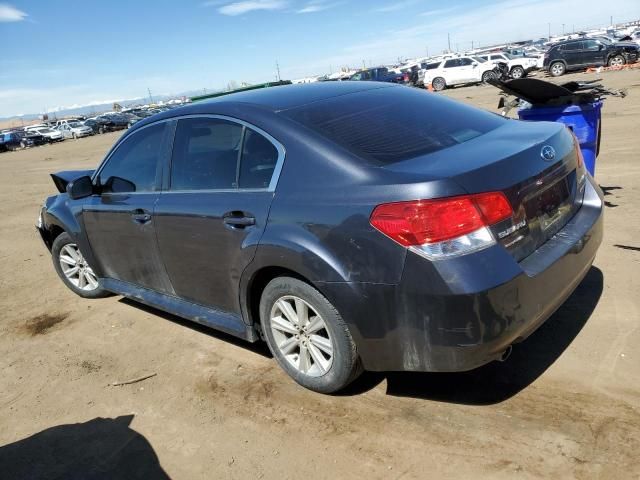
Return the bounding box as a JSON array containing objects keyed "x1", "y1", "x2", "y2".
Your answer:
[
  {"x1": 103, "y1": 176, "x2": 136, "y2": 193},
  {"x1": 599, "y1": 45, "x2": 605, "y2": 50},
  {"x1": 66, "y1": 175, "x2": 94, "y2": 200},
  {"x1": 472, "y1": 62, "x2": 478, "y2": 67}
]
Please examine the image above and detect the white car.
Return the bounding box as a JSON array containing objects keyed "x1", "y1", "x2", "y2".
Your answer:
[
  {"x1": 25, "y1": 125, "x2": 64, "y2": 142},
  {"x1": 478, "y1": 52, "x2": 539, "y2": 78},
  {"x1": 421, "y1": 56, "x2": 497, "y2": 91},
  {"x1": 56, "y1": 121, "x2": 93, "y2": 139}
]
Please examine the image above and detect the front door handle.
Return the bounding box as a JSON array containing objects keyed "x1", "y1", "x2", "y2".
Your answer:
[
  {"x1": 131, "y1": 209, "x2": 152, "y2": 224},
  {"x1": 223, "y1": 212, "x2": 255, "y2": 229}
]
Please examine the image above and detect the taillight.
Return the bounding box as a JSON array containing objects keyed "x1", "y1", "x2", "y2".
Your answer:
[
  {"x1": 403, "y1": 73, "x2": 409, "y2": 82},
  {"x1": 370, "y1": 192, "x2": 513, "y2": 259},
  {"x1": 570, "y1": 130, "x2": 584, "y2": 169}
]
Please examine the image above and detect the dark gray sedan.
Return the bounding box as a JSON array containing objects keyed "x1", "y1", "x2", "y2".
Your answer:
[{"x1": 37, "y1": 82, "x2": 603, "y2": 393}]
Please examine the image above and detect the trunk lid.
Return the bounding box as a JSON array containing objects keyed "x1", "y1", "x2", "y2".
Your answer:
[{"x1": 384, "y1": 120, "x2": 584, "y2": 261}]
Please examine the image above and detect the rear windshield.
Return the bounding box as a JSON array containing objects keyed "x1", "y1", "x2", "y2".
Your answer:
[{"x1": 284, "y1": 86, "x2": 505, "y2": 165}]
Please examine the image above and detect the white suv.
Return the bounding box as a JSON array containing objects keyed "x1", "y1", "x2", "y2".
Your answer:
[
  {"x1": 421, "y1": 56, "x2": 497, "y2": 91},
  {"x1": 478, "y1": 52, "x2": 539, "y2": 78}
]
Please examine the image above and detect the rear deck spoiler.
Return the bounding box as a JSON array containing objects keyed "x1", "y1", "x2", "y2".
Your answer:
[{"x1": 50, "y1": 170, "x2": 94, "y2": 193}]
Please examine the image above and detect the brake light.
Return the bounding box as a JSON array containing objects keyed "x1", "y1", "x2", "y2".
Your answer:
[
  {"x1": 570, "y1": 131, "x2": 584, "y2": 169},
  {"x1": 370, "y1": 192, "x2": 513, "y2": 259}
]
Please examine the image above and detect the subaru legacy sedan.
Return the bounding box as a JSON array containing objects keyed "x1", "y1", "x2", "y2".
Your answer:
[{"x1": 37, "y1": 82, "x2": 603, "y2": 393}]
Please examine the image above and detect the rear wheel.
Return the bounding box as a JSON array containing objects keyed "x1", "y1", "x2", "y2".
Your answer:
[
  {"x1": 510, "y1": 66, "x2": 525, "y2": 79},
  {"x1": 549, "y1": 61, "x2": 565, "y2": 77},
  {"x1": 431, "y1": 77, "x2": 446, "y2": 91},
  {"x1": 608, "y1": 55, "x2": 625, "y2": 67},
  {"x1": 482, "y1": 71, "x2": 498, "y2": 83},
  {"x1": 260, "y1": 277, "x2": 361, "y2": 393},
  {"x1": 52, "y1": 232, "x2": 112, "y2": 299}
]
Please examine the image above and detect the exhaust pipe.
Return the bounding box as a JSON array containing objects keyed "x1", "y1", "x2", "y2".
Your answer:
[{"x1": 498, "y1": 345, "x2": 513, "y2": 362}]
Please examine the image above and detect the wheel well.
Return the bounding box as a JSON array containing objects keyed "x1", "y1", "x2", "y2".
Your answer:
[{"x1": 246, "y1": 267, "x2": 312, "y2": 328}]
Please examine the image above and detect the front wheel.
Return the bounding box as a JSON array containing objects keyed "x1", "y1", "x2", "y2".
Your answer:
[
  {"x1": 260, "y1": 277, "x2": 362, "y2": 393},
  {"x1": 52, "y1": 232, "x2": 112, "y2": 299},
  {"x1": 510, "y1": 66, "x2": 525, "y2": 79},
  {"x1": 482, "y1": 71, "x2": 498, "y2": 83},
  {"x1": 431, "y1": 77, "x2": 446, "y2": 91},
  {"x1": 608, "y1": 55, "x2": 625, "y2": 67},
  {"x1": 549, "y1": 61, "x2": 565, "y2": 77}
]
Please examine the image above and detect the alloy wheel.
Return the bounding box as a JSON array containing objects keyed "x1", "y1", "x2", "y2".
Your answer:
[
  {"x1": 609, "y1": 56, "x2": 624, "y2": 67},
  {"x1": 550, "y1": 63, "x2": 564, "y2": 76},
  {"x1": 270, "y1": 296, "x2": 334, "y2": 377},
  {"x1": 59, "y1": 243, "x2": 99, "y2": 291}
]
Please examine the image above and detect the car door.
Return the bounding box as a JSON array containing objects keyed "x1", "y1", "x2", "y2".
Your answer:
[
  {"x1": 154, "y1": 116, "x2": 283, "y2": 314},
  {"x1": 582, "y1": 39, "x2": 606, "y2": 66},
  {"x1": 456, "y1": 57, "x2": 477, "y2": 82},
  {"x1": 561, "y1": 41, "x2": 584, "y2": 67},
  {"x1": 82, "y1": 121, "x2": 174, "y2": 293},
  {"x1": 442, "y1": 59, "x2": 462, "y2": 84}
]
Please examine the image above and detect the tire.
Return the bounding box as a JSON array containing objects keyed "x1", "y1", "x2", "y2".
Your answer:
[
  {"x1": 72, "y1": 133, "x2": 77, "y2": 140},
  {"x1": 549, "y1": 61, "x2": 565, "y2": 77},
  {"x1": 98, "y1": 126, "x2": 105, "y2": 134},
  {"x1": 260, "y1": 277, "x2": 362, "y2": 393},
  {"x1": 482, "y1": 71, "x2": 497, "y2": 83},
  {"x1": 52, "y1": 232, "x2": 112, "y2": 299},
  {"x1": 608, "y1": 55, "x2": 625, "y2": 67},
  {"x1": 510, "y1": 66, "x2": 525, "y2": 79},
  {"x1": 431, "y1": 77, "x2": 446, "y2": 91}
]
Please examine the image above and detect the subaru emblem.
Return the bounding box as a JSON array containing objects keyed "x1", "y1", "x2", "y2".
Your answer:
[{"x1": 541, "y1": 145, "x2": 556, "y2": 161}]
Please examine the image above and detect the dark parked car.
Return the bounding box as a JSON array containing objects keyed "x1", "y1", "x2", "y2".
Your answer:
[
  {"x1": 84, "y1": 115, "x2": 129, "y2": 134},
  {"x1": 544, "y1": 37, "x2": 639, "y2": 76},
  {"x1": 23, "y1": 130, "x2": 47, "y2": 146},
  {"x1": 1, "y1": 131, "x2": 32, "y2": 151},
  {"x1": 349, "y1": 67, "x2": 409, "y2": 83},
  {"x1": 36, "y1": 82, "x2": 603, "y2": 393}
]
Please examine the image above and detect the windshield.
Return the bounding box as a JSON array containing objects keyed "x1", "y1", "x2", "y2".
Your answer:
[
  {"x1": 37, "y1": 128, "x2": 54, "y2": 134},
  {"x1": 596, "y1": 37, "x2": 612, "y2": 44},
  {"x1": 69, "y1": 122, "x2": 83, "y2": 128},
  {"x1": 473, "y1": 56, "x2": 487, "y2": 63}
]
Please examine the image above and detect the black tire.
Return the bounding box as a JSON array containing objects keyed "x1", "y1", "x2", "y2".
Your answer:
[
  {"x1": 608, "y1": 55, "x2": 625, "y2": 67},
  {"x1": 431, "y1": 77, "x2": 446, "y2": 91},
  {"x1": 510, "y1": 66, "x2": 525, "y2": 79},
  {"x1": 52, "y1": 232, "x2": 112, "y2": 299},
  {"x1": 549, "y1": 61, "x2": 565, "y2": 77},
  {"x1": 72, "y1": 133, "x2": 77, "y2": 140},
  {"x1": 482, "y1": 71, "x2": 497, "y2": 83},
  {"x1": 98, "y1": 126, "x2": 105, "y2": 134},
  {"x1": 260, "y1": 277, "x2": 362, "y2": 393}
]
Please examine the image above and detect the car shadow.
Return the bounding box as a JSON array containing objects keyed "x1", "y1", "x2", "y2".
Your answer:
[
  {"x1": 118, "y1": 298, "x2": 272, "y2": 359},
  {"x1": 0, "y1": 415, "x2": 170, "y2": 480},
  {"x1": 341, "y1": 266, "x2": 603, "y2": 405}
]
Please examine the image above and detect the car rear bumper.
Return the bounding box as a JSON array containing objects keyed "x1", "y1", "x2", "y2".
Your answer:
[{"x1": 319, "y1": 176, "x2": 603, "y2": 372}]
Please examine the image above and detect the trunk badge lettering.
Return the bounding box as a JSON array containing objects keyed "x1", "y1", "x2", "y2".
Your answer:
[
  {"x1": 497, "y1": 219, "x2": 527, "y2": 239},
  {"x1": 541, "y1": 145, "x2": 556, "y2": 161}
]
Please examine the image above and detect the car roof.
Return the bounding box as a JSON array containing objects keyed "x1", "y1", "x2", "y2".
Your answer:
[{"x1": 192, "y1": 82, "x2": 396, "y2": 112}]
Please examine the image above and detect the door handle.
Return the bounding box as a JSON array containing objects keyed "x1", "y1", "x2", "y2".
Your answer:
[
  {"x1": 223, "y1": 212, "x2": 255, "y2": 229},
  {"x1": 131, "y1": 209, "x2": 152, "y2": 224}
]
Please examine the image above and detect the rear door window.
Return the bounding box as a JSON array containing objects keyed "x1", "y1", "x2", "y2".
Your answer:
[{"x1": 238, "y1": 129, "x2": 279, "y2": 189}]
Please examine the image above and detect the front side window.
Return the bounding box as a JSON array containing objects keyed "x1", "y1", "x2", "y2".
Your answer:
[
  {"x1": 170, "y1": 118, "x2": 243, "y2": 190},
  {"x1": 583, "y1": 40, "x2": 600, "y2": 50},
  {"x1": 443, "y1": 59, "x2": 459, "y2": 68},
  {"x1": 458, "y1": 58, "x2": 473, "y2": 66},
  {"x1": 98, "y1": 122, "x2": 167, "y2": 192}
]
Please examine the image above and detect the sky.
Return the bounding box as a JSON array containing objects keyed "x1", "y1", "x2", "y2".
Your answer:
[{"x1": 0, "y1": 0, "x2": 638, "y2": 117}]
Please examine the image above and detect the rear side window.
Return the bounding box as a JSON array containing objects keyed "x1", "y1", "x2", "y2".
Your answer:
[
  {"x1": 239, "y1": 129, "x2": 279, "y2": 189},
  {"x1": 285, "y1": 86, "x2": 506, "y2": 165},
  {"x1": 98, "y1": 122, "x2": 167, "y2": 192},
  {"x1": 170, "y1": 118, "x2": 242, "y2": 190},
  {"x1": 561, "y1": 42, "x2": 581, "y2": 51},
  {"x1": 444, "y1": 59, "x2": 459, "y2": 68}
]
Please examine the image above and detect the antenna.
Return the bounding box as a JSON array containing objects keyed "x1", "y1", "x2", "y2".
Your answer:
[{"x1": 147, "y1": 88, "x2": 153, "y2": 104}]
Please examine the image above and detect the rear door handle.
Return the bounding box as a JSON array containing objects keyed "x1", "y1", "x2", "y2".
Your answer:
[
  {"x1": 131, "y1": 209, "x2": 152, "y2": 224},
  {"x1": 223, "y1": 213, "x2": 255, "y2": 229}
]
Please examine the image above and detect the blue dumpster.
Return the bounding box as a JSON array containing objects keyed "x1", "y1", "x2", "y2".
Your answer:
[{"x1": 518, "y1": 101, "x2": 602, "y2": 176}]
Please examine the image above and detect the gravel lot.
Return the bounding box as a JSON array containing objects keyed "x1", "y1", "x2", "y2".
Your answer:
[{"x1": 1, "y1": 70, "x2": 639, "y2": 479}]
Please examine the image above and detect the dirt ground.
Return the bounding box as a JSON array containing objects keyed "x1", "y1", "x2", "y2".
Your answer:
[{"x1": 1, "y1": 70, "x2": 639, "y2": 480}]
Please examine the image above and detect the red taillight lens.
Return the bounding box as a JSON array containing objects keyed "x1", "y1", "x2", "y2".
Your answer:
[
  {"x1": 570, "y1": 131, "x2": 584, "y2": 169},
  {"x1": 370, "y1": 192, "x2": 513, "y2": 246}
]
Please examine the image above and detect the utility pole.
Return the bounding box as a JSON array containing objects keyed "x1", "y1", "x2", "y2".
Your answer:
[
  {"x1": 362, "y1": 59, "x2": 366, "y2": 69},
  {"x1": 562, "y1": 23, "x2": 565, "y2": 34},
  {"x1": 610, "y1": 15, "x2": 613, "y2": 26},
  {"x1": 548, "y1": 22, "x2": 551, "y2": 41},
  {"x1": 147, "y1": 88, "x2": 153, "y2": 105},
  {"x1": 275, "y1": 60, "x2": 281, "y2": 81},
  {"x1": 447, "y1": 32, "x2": 451, "y2": 52},
  {"x1": 471, "y1": 40, "x2": 474, "y2": 50}
]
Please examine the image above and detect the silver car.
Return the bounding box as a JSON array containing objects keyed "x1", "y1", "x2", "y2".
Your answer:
[{"x1": 57, "y1": 122, "x2": 93, "y2": 139}]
